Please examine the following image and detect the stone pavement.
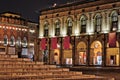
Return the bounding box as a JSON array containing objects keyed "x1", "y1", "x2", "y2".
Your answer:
[{"x1": 69, "y1": 66, "x2": 120, "y2": 80}]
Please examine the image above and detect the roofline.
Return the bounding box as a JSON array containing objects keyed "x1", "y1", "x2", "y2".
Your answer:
[{"x1": 40, "y1": 0, "x2": 99, "y2": 12}]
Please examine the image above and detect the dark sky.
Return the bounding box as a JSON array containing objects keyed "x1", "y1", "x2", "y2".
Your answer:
[{"x1": 0, "y1": 0, "x2": 69, "y2": 23}]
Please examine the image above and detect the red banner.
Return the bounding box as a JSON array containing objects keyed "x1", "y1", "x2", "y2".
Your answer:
[
  {"x1": 63, "y1": 36, "x2": 70, "y2": 49},
  {"x1": 109, "y1": 32, "x2": 116, "y2": 47},
  {"x1": 40, "y1": 38, "x2": 46, "y2": 50},
  {"x1": 51, "y1": 37, "x2": 57, "y2": 49}
]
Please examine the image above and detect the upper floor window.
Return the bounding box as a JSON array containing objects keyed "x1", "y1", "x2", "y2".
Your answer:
[
  {"x1": 16, "y1": 37, "x2": 21, "y2": 47},
  {"x1": 44, "y1": 21, "x2": 49, "y2": 37},
  {"x1": 67, "y1": 18, "x2": 73, "y2": 36},
  {"x1": 55, "y1": 20, "x2": 60, "y2": 36},
  {"x1": 22, "y1": 37, "x2": 27, "y2": 47},
  {"x1": 10, "y1": 36, "x2": 15, "y2": 46},
  {"x1": 80, "y1": 16, "x2": 87, "y2": 33},
  {"x1": 111, "y1": 12, "x2": 118, "y2": 31},
  {"x1": 4, "y1": 35, "x2": 8, "y2": 46},
  {"x1": 95, "y1": 14, "x2": 102, "y2": 33}
]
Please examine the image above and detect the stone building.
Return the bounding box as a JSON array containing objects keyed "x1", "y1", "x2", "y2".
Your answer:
[
  {"x1": 0, "y1": 12, "x2": 38, "y2": 60},
  {"x1": 39, "y1": 0, "x2": 120, "y2": 67}
]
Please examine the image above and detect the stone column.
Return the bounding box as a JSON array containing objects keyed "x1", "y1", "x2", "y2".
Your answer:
[
  {"x1": 106, "y1": 11, "x2": 110, "y2": 32},
  {"x1": 117, "y1": 15, "x2": 120, "y2": 32},
  {"x1": 102, "y1": 12, "x2": 106, "y2": 33},
  {"x1": 86, "y1": 13, "x2": 91, "y2": 34}
]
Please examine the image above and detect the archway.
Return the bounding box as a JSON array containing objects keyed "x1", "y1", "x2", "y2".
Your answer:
[
  {"x1": 90, "y1": 41, "x2": 102, "y2": 65},
  {"x1": 63, "y1": 44, "x2": 72, "y2": 65},
  {"x1": 106, "y1": 41, "x2": 119, "y2": 66},
  {"x1": 76, "y1": 41, "x2": 87, "y2": 65}
]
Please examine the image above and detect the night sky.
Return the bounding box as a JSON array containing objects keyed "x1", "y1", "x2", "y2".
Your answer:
[{"x1": 0, "y1": 0, "x2": 70, "y2": 23}]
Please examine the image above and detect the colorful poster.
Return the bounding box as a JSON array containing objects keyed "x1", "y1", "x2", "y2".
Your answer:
[
  {"x1": 63, "y1": 36, "x2": 70, "y2": 49},
  {"x1": 109, "y1": 32, "x2": 116, "y2": 47},
  {"x1": 40, "y1": 38, "x2": 46, "y2": 50},
  {"x1": 51, "y1": 37, "x2": 57, "y2": 49}
]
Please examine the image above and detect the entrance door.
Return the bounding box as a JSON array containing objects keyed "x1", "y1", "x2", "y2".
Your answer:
[{"x1": 90, "y1": 41, "x2": 102, "y2": 65}]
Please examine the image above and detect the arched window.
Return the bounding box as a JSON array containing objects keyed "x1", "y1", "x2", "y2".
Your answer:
[
  {"x1": 44, "y1": 21, "x2": 49, "y2": 37},
  {"x1": 4, "y1": 35, "x2": 8, "y2": 46},
  {"x1": 22, "y1": 37, "x2": 27, "y2": 47},
  {"x1": 10, "y1": 36, "x2": 15, "y2": 46},
  {"x1": 67, "y1": 18, "x2": 73, "y2": 36},
  {"x1": 80, "y1": 16, "x2": 87, "y2": 33},
  {"x1": 55, "y1": 20, "x2": 60, "y2": 36},
  {"x1": 111, "y1": 12, "x2": 118, "y2": 31},
  {"x1": 95, "y1": 14, "x2": 102, "y2": 33},
  {"x1": 17, "y1": 37, "x2": 21, "y2": 47}
]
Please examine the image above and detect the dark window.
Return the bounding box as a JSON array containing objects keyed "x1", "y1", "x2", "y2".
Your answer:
[
  {"x1": 44, "y1": 23, "x2": 49, "y2": 37},
  {"x1": 67, "y1": 19, "x2": 72, "y2": 36},
  {"x1": 111, "y1": 13, "x2": 118, "y2": 31},
  {"x1": 95, "y1": 15, "x2": 101, "y2": 33},
  {"x1": 55, "y1": 21, "x2": 60, "y2": 36},
  {"x1": 81, "y1": 17, "x2": 86, "y2": 33}
]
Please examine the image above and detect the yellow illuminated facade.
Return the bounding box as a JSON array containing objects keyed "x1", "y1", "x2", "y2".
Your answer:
[{"x1": 39, "y1": 0, "x2": 120, "y2": 67}]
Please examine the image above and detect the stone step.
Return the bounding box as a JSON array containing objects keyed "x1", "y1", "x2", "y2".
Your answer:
[
  {"x1": 0, "y1": 74, "x2": 98, "y2": 80},
  {"x1": 0, "y1": 54, "x2": 18, "y2": 58}
]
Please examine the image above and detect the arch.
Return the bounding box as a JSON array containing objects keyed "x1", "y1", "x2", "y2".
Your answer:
[
  {"x1": 79, "y1": 14, "x2": 88, "y2": 21},
  {"x1": 66, "y1": 16, "x2": 73, "y2": 23},
  {"x1": 110, "y1": 10, "x2": 118, "y2": 17},
  {"x1": 91, "y1": 41, "x2": 102, "y2": 48},
  {"x1": 93, "y1": 12, "x2": 102, "y2": 19},
  {"x1": 77, "y1": 41, "x2": 87, "y2": 49},
  {"x1": 44, "y1": 20, "x2": 49, "y2": 25},
  {"x1": 54, "y1": 18, "x2": 61, "y2": 24}
]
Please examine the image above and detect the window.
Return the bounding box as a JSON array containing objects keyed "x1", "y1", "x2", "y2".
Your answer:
[
  {"x1": 44, "y1": 22, "x2": 49, "y2": 37},
  {"x1": 17, "y1": 37, "x2": 21, "y2": 47},
  {"x1": 22, "y1": 37, "x2": 27, "y2": 47},
  {"x1": 111, "y1": 12, "x2": 118, "y2": 31},
  {"x1": 67, "y1": 18, "x2": 73, "y2": 36},
  {"x1": 55, "y1": 20, "x2": 60, "y2": 36},
  {"x1": 10, "y1": 36, "x2": 15, "y2": 46},
  {"x1": 80, "y1": 16, "x2": 86, "y2": 33},
  {"x1": 95, "y1": 14, "x2": 102, "y2": 33},
  {"x1": 4, "y1": 35, "x2": 8, "y2": 46}
]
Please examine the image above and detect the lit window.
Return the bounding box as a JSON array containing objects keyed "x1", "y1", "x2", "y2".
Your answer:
[
  {"x1": 4, "y1": 35, "x2": 8, "y2": 46},
  {"x1": 111, "y1": 12, "x2": 118, "y2": 31},
  {"x1": 95, "y1": 14, "x2": 102, "y2": 33},
  {"x1": 67, "y1": 18, "x2": 73, "y2": 36},
  {"x1": 44, "y1": 22, "x2": 49, "y2": 37},
  {"x1": 55, "y1": 20, "x2": 60, "y2": 36},
  {"x1": 10, "y1": 36, "x2": 15, "y2": 46},
  {"x1": 80, "y1": 16, "x2": 86, "y2": 33}
]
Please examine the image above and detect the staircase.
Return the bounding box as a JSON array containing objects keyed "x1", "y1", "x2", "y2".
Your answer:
[{"x1": 0, "y1": 54, "x2": 110, "y2": 80}]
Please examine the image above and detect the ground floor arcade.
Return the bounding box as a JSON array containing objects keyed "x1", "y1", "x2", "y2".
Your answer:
[{"x1": 39, "y1": 33, "x2": 120, "y2": 67}]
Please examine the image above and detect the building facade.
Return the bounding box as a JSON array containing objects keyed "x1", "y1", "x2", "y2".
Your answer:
[
  {"x1": 0, "y1": 12, "x2": 38, "y2": 60},
  {"x1": 39, "y1": 0, "x2": 120, "y2": 67}
]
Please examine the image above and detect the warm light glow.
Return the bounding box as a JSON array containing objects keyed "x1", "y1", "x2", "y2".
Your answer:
[
  {"x1": 9, "y1": 27, "x2": 11, "y2": 29},
  {"x1": 29, "y1": 43, "x2": 34, "y2": 46},
  {"x1": 6, "y1": 26, "x2": 8, "y2": 29},
  {"x1": 3, "y1": 26, "x2": 5, "y2": 28},
  {"x1": 29, "y1": 29, "x2": 35, "y2": 33},
  {"x1": 19, "y1": 28, "x2": 21, "y2": 31}
]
